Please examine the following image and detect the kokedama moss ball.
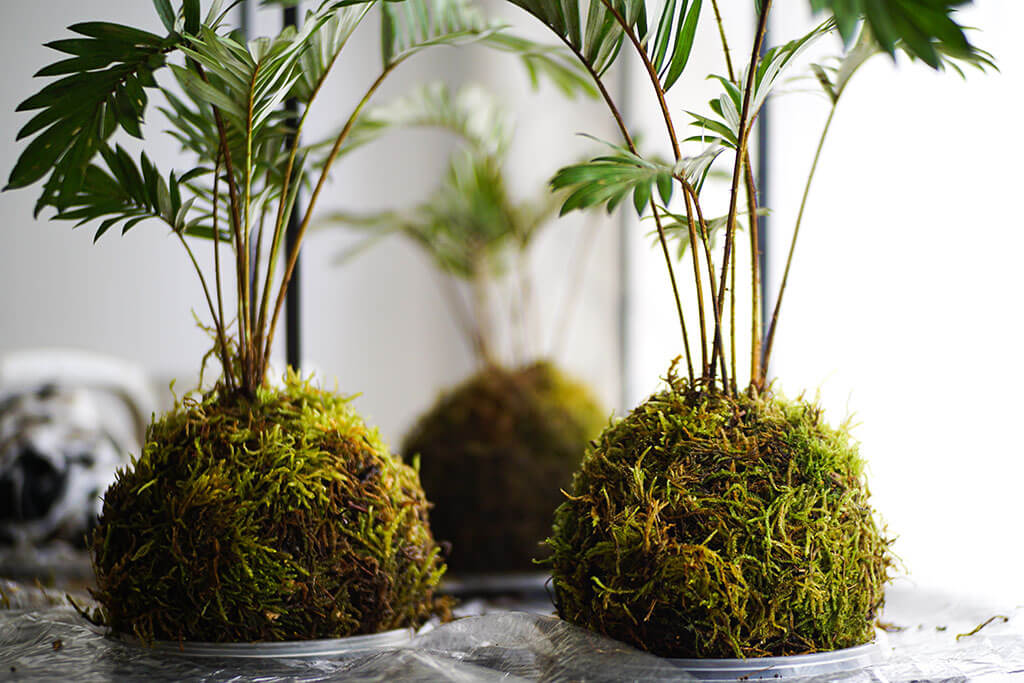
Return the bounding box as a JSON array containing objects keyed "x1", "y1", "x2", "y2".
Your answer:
[
  {"x1": 90, "y1": 375, "x2": 445, "y2": 642},
  {"x1": 403, "y1": 361, "x2": 605, "y2": 573},
  {"x1": 547, "y1": 372, "x2": 892, "y2": 658}
]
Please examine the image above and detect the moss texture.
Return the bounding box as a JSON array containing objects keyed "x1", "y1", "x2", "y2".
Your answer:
[
  {"x1": 90, "y1": 374, "x2": 445, "y2": 642},
  {"x1": 546, "y1": 368, "x2": 892, "y2": 658},
  {"x1": 403, "y1": 361, "x2": 605, "y2": 573}
]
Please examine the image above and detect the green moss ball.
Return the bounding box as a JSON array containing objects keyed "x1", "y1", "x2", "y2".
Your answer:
[
  {"x1": 90, "y1": 375, "x2": 445, "y2": 642},
  {"x1": 402, "y1": 361, "x2": 605, "y2": 573},
  {"x1": 547, "y1": 375, "x2": 892, "y2": 658}
]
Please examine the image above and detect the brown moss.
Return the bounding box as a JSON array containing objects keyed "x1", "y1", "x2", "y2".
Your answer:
[
  {"x1": 546, "y1": 367, "x2": 893, "y2": 658},
  {"x1": 90, "y1": 373, "x2": 445, "y2": 642},
  {"x1": 402, "y1": 360, "x2": 605, "y2": 573}
]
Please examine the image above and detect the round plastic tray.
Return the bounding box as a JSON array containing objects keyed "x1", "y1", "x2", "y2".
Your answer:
[
  {"x1": 670, "y1": 641, "x2": 882, "y2": 681},
  {"x1": 115, "y1": 627, "x2": 414, "y2": 658}
]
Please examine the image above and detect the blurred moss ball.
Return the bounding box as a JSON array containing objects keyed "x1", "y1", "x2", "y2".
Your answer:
[{"x1": 403, "y1": 361, "x2": 605, "y2": 573}]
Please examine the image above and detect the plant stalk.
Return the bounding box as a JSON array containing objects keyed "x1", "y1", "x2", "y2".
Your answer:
[
  {"x1": 683, "y1": 195, "x2": 709, "y2": 374},
  {"x1": 709, "y1": 0, "x2": 772, "y2": 390},
  {"x1": 263, "y1": 63, "x2": 399, "y2": 370},
  {"x1": 761, "y1": 102, "x2": 837, "y2": 381}
]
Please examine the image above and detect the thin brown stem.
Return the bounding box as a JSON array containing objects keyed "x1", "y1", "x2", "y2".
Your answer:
[
  {"x1": 710, "y1": 0, "x2": 736, "y2": 79},
  {"x1": 709, "y1": 0, "x2": 772, "y2": 390},
  {"x1": 255, "y1": 42, "x2": 344, "y2": 364},
  {"x1": 210, "y1": 158, "x2": 233, "y2": 392},
  {"x1": 263, "y1": 63, "x2": 399, "y2": 370},
  {"x1": 198, "y1": 63, "x2": 249, "y2": 390},
  {"x1": 744, "y1": 159, "x2": 762, "y2": 389},
  {"x1": 729, "y1": 233, "x2": 737, "y2": 396},
  {"x1": 711, "y1": 0, "x2": 763, "y2": 390},
  {"x1": 652, "y1": 200, "x2": 694, "y2": 383},
  {"x1": 239, "y1": 64, "x2": 262, "y2": 388},
  {"x1": 761, "y1": 103, "x2": 837, "y2": 381},
  {"x1": 682, "y1": 195, "x2": 708, "y2": 374},
  {"x1": 598, "y1": 0, "x2": 682, "y2": 162},
  {"x1": 686, "y1": 185, "x2": 727, "y2": 388},
  {"x1": 176, "y1": 232, "x2": 230, "y2": 386}
]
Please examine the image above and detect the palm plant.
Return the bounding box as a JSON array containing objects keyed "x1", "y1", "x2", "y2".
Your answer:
[
  {"x1": 505, "y1": 0, "x2": 991, "y2": 395},
  {"x1": 496, "y1": 0, "x2": 994, "y2": 659},
  {"x1": 4, "y1": 0, "x2": 598, "y2": 642},
  {"x1": 6, "y1": 0, "x2": 590, "y2": 398}
]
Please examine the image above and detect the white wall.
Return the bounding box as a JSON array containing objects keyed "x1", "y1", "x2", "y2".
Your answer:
[
  {"x1": 766, "y1": 3, "x2": 1024, "y2": 603},
  {"x1": 0, "y1": 1, "x2": 621, "y2": 443}
]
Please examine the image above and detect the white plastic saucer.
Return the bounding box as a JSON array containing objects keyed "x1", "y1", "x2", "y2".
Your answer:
[
  {"x1": 670, "y1": 641, "x2": 882, "y2": 681},
  {"x1": 114, "y1": 627, "x2": 414, "y2": 658}
]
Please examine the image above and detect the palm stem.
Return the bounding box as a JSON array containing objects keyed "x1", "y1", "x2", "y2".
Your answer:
[
  {"x1": 653, "y1": 200, "x2": 694, "y2": 383},
  {"x1": 761, "y1": 102, "x2": 837, "y2": 381},
  {"x1": 263, "y1": 62, "x2": 400, "y2": 370},
  {"x1": 710, "y1": 0, "x2": 735, "y2": 78},
  {"x1": 683, "y1": 196, "x2": 709, "y2": 374},
  {"x1": 255, "y1": 43, "x2": 343, "y2": 368},
  {"x1": 729, "y1": 232, "x2": 737, "y2": 395},
  {"x1": 710, "y1": 0, "x2": 764, "y2": 390},
  {"x1": 709, "y1": 0, "x2": 772, "y2": 390},
  {"x1": 687, "y1": 184, "x2": 729, "y2": 388},
  {"x1": 744, "y1": 158, "x2": 762, "y2": 389},
  {"x1": 210, "y1": 158, "x2": 233, "y2": 392},
  {"x1": 176, "y1": 232, "x2": 227, "y2": 385},
  {"x1": 597, "y1": 0, "x2": 682, "y2": 161}
]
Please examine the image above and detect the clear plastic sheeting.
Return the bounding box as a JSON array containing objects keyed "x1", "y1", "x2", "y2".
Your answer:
[
  {"x1": 0, "y1": 607, "x2": 689, "y2": 682},
  {"x1": 413, "y1": 613, "x2": 689, "y2": 681},
  {"x1": 1, "y1": 584, "x2": 1023, "y2": 681}
]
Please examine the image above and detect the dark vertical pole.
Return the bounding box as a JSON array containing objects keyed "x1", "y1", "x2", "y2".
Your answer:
[
  {"x1": 283, "y1": 3, "x2": 302, "y2": 371},
  {"x1": 617, "y1": 64, "x2": 633, "y2": 412},
  {"x1": 757, "y1": 20, "x2": 771, "y2": 360}
]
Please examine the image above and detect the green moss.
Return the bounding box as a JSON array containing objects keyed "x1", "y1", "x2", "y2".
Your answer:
[
  {"x1": 403, "y1": 360, "x2": 605, "y2": 573},
  {"x1": 89, "y1": 373, "x2": 445, "y2": 642},
  {"x1": 546, "y1": 367, "x2": 892, "y2": 658}
]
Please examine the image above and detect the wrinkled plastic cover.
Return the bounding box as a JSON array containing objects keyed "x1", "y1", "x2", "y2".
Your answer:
[{"x1": 2, "y1": 583, "x2": 1023, "y2": 681}]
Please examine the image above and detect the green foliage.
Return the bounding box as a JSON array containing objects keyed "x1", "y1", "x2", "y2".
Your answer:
[
  {"x1": 809, "y1": 0, "x2": 978, "y2": 69},
  {"x1": 6, "y1": 21, "x2": 177, "y2": 214},
  {"x1": 91, "y1": 373, "x2": 446, "y2": 642},
  {"x1": 552, "y1": 142, "x2": 676, "y2": 218},
  {"x1": 9, "y1": 0, "x2": 600, "y2": 395},
  {"x1": 349, "y1": 151, "x2": 520, "y2": 279},
  {"x1": 506, "y1": 0, "x2": 701, "y2": 89},
  {"x1": 330, "y1": 83, "x2": 567, "y2": 283},
  {"x1": 403, "y1": 361, "x2": 606, "y2": 573},
  {"x1": 657, "y1": 206, "x2": 768, "y2": 259},
  {"x1": 546, "y1": 365, "x2": 893, "y2": 658},
  {"x1": 336, "y1": 82, "x2": 514, "y2": 165}
]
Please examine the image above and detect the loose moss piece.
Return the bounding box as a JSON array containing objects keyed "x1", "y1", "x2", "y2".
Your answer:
[
  {"x1": 90, "y1": 373, "x2": 445, "y2": 642},
  {"x1": 403, "y1": 361, "x2": 605, "y2": 573},
  {"x1": 546, "y1": 367, "x2": 893, "y2": 658}
]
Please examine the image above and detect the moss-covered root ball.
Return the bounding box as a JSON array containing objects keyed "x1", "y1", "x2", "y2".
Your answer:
[
  {"x1": 403, "y1": 361, "x2": 606, "y2": 574},
  {"x1": 547, "y1": 377, "x2": 893, "y2": 659},
  {"x1": 90, "y1": 375, "x2": 445, "y2": 642}
]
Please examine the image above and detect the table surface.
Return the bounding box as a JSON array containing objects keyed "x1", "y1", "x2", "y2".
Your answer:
[{"x1": 2, "y1": 577, "x2": 1022, "y2": 682}]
